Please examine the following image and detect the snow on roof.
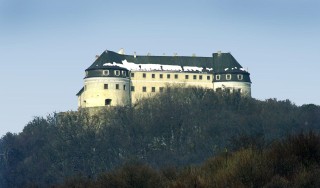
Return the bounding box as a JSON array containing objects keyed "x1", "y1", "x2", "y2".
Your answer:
[{"x1": 103, "y1": 59, "x2": 210, "y2": 73}]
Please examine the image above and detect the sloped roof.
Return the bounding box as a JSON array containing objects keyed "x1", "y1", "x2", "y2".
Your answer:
[
  {"x1": 212, "y1": 53, "x2": 248, "y2": 74},
  {"x1": 86, "y1": 50, "x2": 213, "y2": 71}
]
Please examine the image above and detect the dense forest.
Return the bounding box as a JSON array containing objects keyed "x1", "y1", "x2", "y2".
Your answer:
[{"x1": 0, "y1": 87, "x2": 320, "y2": 187}]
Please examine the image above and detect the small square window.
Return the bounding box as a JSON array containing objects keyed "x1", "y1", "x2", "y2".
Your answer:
[
  {"x1": 116, "y1": 84, "x2": 119, "y2": 90},
  {"x1": 114, "y1": 70, "x2": 120, "y2": 76},
  {"x1": 159, "y1": 87, "x2": 164, "y2": 92},
  {"x1": 131, "y1": 72, "x2": 134, "y2": 77},
  {"x1": 152, "y1": 87, "x2": 155, "y2": 92},
  {"x1": 104, "y1": 84, "x2": 108, "y2": 89},
  {"x1": 216, "y1": 75, "x2": 221, "y2": 80},
  {"x1": 103, "y1": 70, "x2": 109, "y2": 75},
  {"x1": 174, "y1": 74, "x2": 178, "y2": 79},
  {"x1": 152, "y1": 74, "x2": 155, "y2": 78},
  {"x1": 207, "y1": 76, "x2": 211, "y2": 80},
  {"x1": 237, "y1": 74, "x2": 243, "y2": 80},
  {"x1": 226, "y1": 74, "x2": 232, "y2": 80},
  {"x1": 193, "y1": 75, "x2": 197, "y2": 80},
  {"x1": 160, "y1": 74, "x2": 163, "y2": 79},
  {"x1": 185, "y1": 75, "x2": 189, "y2": 79},
  {"x1": 142, "y1": 86, "x2": 147, "y2": 92},
  {"x1": 131, "y1": 86, "x2": 135, "y2": 92},
  {"x1": 143, "y1": 73, "x2": 146, "y2": 78},
  {"x1": 167, "y1": 74, "x2": 171, "y2": 79},
  {"x1": 199, "y1": 75, "x2": 202, "y2": 80},
  {"x1": 123, "y1": 85, "x2": 126, "y2": 90}
]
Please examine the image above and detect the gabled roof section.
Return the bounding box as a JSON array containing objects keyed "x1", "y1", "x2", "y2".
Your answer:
[
  {"x1": 86, "y1": 50, "x2": 213, "y2": 71},
  {"x1": 76, "y1": 87, "x2": 84, "y2": 96},
  {"x1": 212, "y1": 53, "x2": 248, "y2": 74}
]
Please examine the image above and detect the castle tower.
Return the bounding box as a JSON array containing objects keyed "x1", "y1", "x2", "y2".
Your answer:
[
  {"x1": 76, "y1": 51, "x2": 131, "y2": 108},
  {"x1": 212, "y1": 52, "x2": 251, "y2": 96}
]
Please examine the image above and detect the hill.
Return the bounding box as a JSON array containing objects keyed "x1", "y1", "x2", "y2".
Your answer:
[{"x1": 0, "y1": 87, "x2": 319, "y2": 187}]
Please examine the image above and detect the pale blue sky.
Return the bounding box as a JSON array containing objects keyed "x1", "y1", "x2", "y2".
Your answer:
[{"x1": 0, "y1": 0, "x2": 319, "y2": 136}]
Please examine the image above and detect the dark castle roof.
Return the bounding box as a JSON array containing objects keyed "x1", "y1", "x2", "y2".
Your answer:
[{"x1": 86, "y1": 50, "x2": 250, "y2": 76}]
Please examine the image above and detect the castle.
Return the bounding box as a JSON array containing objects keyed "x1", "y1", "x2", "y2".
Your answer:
[{"x1": 76, "y1": 49, "x2": 252, "y2": 108}]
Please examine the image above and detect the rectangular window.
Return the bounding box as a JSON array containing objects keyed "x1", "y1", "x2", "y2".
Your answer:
[
  {"x1": 115, "y1": 70, "x2": 120, "y2": 76},
  {"x1": 160, "y1": 74, "x2": 163, "y2": 79},
  {"x1": 207, "y1": 76, "x2": 211, "y2": 80},
  {"x1": 116, "y1": 84, "x2": 119, "y2": 90},
  {"x1": 152, "y1": 74, "x2": 155, "y2": 78},
  {"x1": 185, "y1": 75, "x2": 189, "y2": 79},
  {"x1": 131, "y1": 72, "x2": 134, "y2": 77},
  {"x1": 226, "y1": 74, "x2": 231, "y2": 80},
  {"x1": 142, "y1": 86, "x2": 147, "y2": 92},
  {"x1": 237, "y1": 74, "x2": 243, "y2": 80},
  {"x1": 123, "y1": 85, "x2": 126, "y2": 90},
  {"x1": 159, "y1": 87, "x2": 164, "y2": 92},
  {"x1": 143, "y1": 73, "x2": 146, "y2": 78},
  {"x1": 103, "y1": 70, "x2": 109, "y2": 75},
  {"x1": 193, "y1": 75, "x2": 197, "y2": 80},
  {"x1": 152, "y1": 87, "x2": 155, "y2": 92},
  {"x1": 199, "y1": 75, "x2": 202, "y2": 80},
  {"x1": 122, "y1": 71, "x2": 126, "y2": 76},
  {"x1": 216, "y1": 75, "x2": 221, "y2": 80},
  {"x1": 131, "y1": 86, "x2": 135, "y2": 92},
  {"x1": 104, "y1": 84, "x2": 108, "y2": 89},
  {"x1": 174, "y1": 74, "x2": 178, "y2": 79},
  {"x1": 167, "y1": 74, "x2": 171, "y2": 79}
]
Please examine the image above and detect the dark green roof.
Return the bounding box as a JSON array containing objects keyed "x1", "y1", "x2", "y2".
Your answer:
[
  {"x1": 212, "y1": 53, "x2": 248, "y2": 74},
  {"x1": 76, "y1": 87, "x2": 84, "y2": 96}
]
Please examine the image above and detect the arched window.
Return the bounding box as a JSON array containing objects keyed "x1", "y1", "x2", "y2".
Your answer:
[{"x1": 105, "y1": 99, "x2": 112, "y2": 106}]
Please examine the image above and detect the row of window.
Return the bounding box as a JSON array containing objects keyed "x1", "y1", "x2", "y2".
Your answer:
[
  {"x1": 216, "y1": 88, "x2": 242, "y2": 93},
  {"x1": 131, "y1": 72, "x2": 211, "y2": 80},
  {"x1": 103, "y1": 70, "x2": 127, "y2": 76},
  {"x1": 216, "y1": 74, "x2": 243, "y2": 81},
  {"x1": 104, "y1": 84, "x2": 127, "y2": 90}
]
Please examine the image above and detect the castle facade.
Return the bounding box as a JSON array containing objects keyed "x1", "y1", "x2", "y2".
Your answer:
[{"x1": 77, "y1": 49, "x2": 251, "y2": 108}]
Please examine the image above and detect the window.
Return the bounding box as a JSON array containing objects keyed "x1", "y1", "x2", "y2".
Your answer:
[
  {"x1": 226, "y1": 88, "x2": 231, "y2": 93},
  {"x1": 237, "y1": 88, "x2": 242, "y2": 93},
  {"x1": 122, "y1": 71, "x2": 126, "y2": 76},
  {"x1": 207, "y1": 76, "x2": 211, "y2": 80},
  {"x1": 143, "y1": 73, "x2": 146, "y2": 78},
  {"x1": 114, "y1": 70, "x2": 120, "y2": 76},
  {"x1": 105, "y1": 99, "x2": 112, "y2": 106},
  {"x1": 104, "y1": 84, "x2": 108, "y2": 89},
  {"x1": 160, "y1": 74, "x2": 163, "y2": 79},
  {"x1": 193, "y1": 75, "x2": 197, "y2": 80},
  {"x1": 131, "y1": 72, "x2": 134, "y2": 77},
  {"x1": 116, "y1": 84, "x2": 119, "y2": 90},
  {"x1": 159, "y1": 87, "x2": 164, "y2": 92},
  {"x1": 216, "y1": 75, "x2": 221, "y2": 80},
  {"x1": 123, "y1": 85, "x2": 126, "y2": 90},
  {"x1": 152, "y1": 87, "x2": 155, "y2": 92},
  {"x1": 131, "y1": 86, "x2": 135, "y2": 92},
  {"x1": 152, "y1": 74, "x2": 155, "y2": 78},
  {"x1": 103, "y1": 70, "x2": 109, "y2": 76},
  {"x1": 174, "y1": 74, "x2": 178, "y2": 79},
  {"x1": 199, "y1": 75, "x2": 202, "y2": 80},
  {"x1": 167, "y1": 74, "x2": 171, "y2": 79},
  {"x1": 185, "y1": 75, "x2": 189, "y2": 79},
  {"x1": 142, "y1": 86, "x2": 147, "y2": 92},
  {"x1": 237, "y1": 74, "x2": 243, "y2": 80},
  {"x1": 226, "y1": 74, "x2": 231, "y2": 80}
]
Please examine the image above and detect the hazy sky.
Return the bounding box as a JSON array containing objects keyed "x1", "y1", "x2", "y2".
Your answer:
[{"x1": 0, "y1": 0, "x2": 319, "y2": 136}]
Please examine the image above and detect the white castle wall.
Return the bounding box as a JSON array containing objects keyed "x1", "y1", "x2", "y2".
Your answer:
[{"x1": 213, "y1": 81, "x2": 251, "y2": 96}]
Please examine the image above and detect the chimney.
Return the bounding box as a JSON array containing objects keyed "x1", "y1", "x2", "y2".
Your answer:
[
  {"x1": 134, "y1": 52, "x2": 137, "y2": 58},
  {"x1": 118, "y1": 48, "x2": 125, "y2": 55}
]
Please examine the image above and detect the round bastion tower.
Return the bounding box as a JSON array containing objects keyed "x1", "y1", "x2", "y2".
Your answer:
[
  {"x1": 212, "y1": 52, "x2": 251, "y2": 96},
  {"x1": 77, "y1": 61, "x2": 131, "y2": 108}
]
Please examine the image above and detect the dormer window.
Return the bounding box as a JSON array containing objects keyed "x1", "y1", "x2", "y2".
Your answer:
[
  {"x1": 103, "y1": 70, "x2": 109, "y2": 76},
  {"x1": 122, "y1": 71, "x2": 126, "y2": 76},
  {"x1": 226, "y1": 74, "x2": 231, "y2": 80},
  {"x1": 114, "y1": 70, "x2": 120, "y2": 76},
  {"x1": 216, "y1": 75, "x2": 221, "y2": 80},
  {"x1": 237, "y1": 74, "x2": 243, "y2": 80}
]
